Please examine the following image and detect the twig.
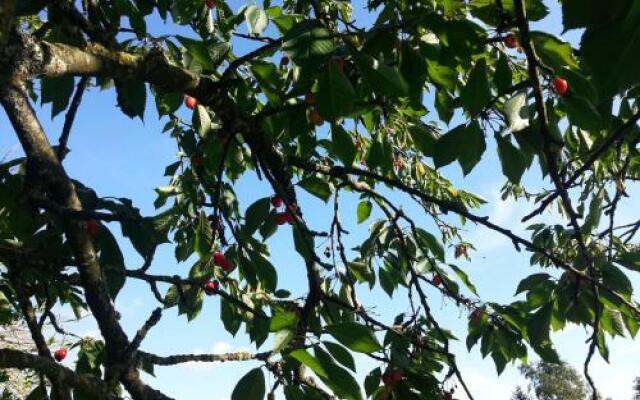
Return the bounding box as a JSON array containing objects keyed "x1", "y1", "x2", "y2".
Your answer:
[{"x1": 58, "y1": 76, "x2": 89, "y2": 160}]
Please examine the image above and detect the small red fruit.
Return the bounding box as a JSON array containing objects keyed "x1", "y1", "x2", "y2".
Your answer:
[
  {"x1": 469, "y1": 308, "x2": 484, "y2": 322},
  {"x1": 54, "y1": 348, "x2": 67, "y2": 362},
  {"x1": 390, "y1": 370, "x2": 403, "y2": 383},
  {"x1": 185, "y1": 95, "x2": 198, "y2": 110},
  {"x1": 454, "y1": 244, "x2": 467, "y2": 259},
  {"x1": 271, "y1": 196, "x2": 283, "y2": 208},
  {"x1": 86, "y1": 220, "x2": 100, "y2": 237},
  {"x1": 190, "y1": 155, "x2": 203, "y2": 167},
  {"x1": 275, "y1": 212, "x2": 294, "y2": 225},
  {"x1": 280, "y1": 56, "x2": 290, "y2": 67},
  {"x1": 553, "y1": 77, "x2": 569, "y2": 96},
  {"x1": 309, "y1": 110, "x2": 324, "y2": 126},
  {"x1": 206, "y1": 0, "x2": 216, "y2": 9},
  {"x1": 432, "y1": 275, "x2": 443, "y2": 287},
  {"x1": 503, "y1": 34, "x2": 518, "y2": 49},
  {"x1": 213, "y1": 251, "x2": 227, "y2": 266},
  {"x1": 394, "y1": 158, "x2": 404, "y2": 170},
  {"x1": 382, "y1": 370, "x2": 402, "y2": 386},
  {"x1": 336, "y1": 58, "x2": 346, "y2": 72},
  {"x1": 304, "y1": 93, "x2": 317, "y2": 105},
  {"x1": 204, "y1": 280, "x2": 219, "y2": 295}
]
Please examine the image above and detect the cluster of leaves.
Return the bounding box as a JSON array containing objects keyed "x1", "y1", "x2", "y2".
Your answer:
[{"x1": 2, "y1": 0, "x2": 640, "y2": 399}]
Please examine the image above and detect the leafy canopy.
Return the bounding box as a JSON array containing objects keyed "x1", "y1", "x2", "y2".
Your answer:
[{"x1": 1, "y1": 0, "x2": 640, "y2": 399}]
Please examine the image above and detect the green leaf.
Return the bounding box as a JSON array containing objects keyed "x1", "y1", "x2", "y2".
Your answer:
[
  {"x1": 331, "y1": 125, "x2": 357, "y2": 166},
  {"x1": 504, "y1": 92, "x2": 530, "y2": 133},
  {"x1": 581, "y1": 191, "x2": 603, "y2": 234},
  {"x1": 563, "y1": 94, "x2": 603, "y2": 132},
  {"x1": 433, "y1": 124, "x2": 465, "y2": 169},
  {"x1": 176, "y1": 35, "x2": 231, "y2": 71},
  {"x1": 527, "y1": 303, "x2": 560, "y2": 363},
  {"x1": 433, "y1": 123, "x2": 486, "y2": 175},
  {"x1": 460, "y1": 58, "x2": 491, "y2": 117},
  {"x1": 323, "y1": 341, "x2": 356, "y2": 372},
  {"x1": 221, "y1": 298, "x2": 242, "y2": 335},
  {"x1": 409, "y1": 124, "x2": 439, "y2": 156},
  {"x1": 251, "y1": 252, "x2": 278, "y2": 292},
  {"x1": 495, "y1": 54, "x2": 513, "y2": 94},
  {"x1": 317, "y1": 61, "x2": 356, "y2": 120},
  {"x1": 273, "y1": 329, "x2": 295, "y2": 352},
  {"x1": 616, "y1": 251, "x2": 640, "y2": 272},
  {"x1": 96, "y1": 227, "x2": 126, "y2": 299},
  {"x1": 495, "y1": 133, "x2": 529, "y2": 184},
  {"x1": 326, "y1": 322, "x2": 382, "y2": 353},
  {"x1": 290, "y1": 349, "x2": 328, "y2": 378},
  {"x1": 192, "y1": 104, "x2": 211, "y2": 138},
  {"x1": 231, "y1": 368, "x2": 265, "y2": 400},
  {"x1": 561, "y1": 0, "x2": 633, "y2": 29},
  {"x1": 25, "y1": 385, "x2": 47, "y2": 400},
  {"x1": 154, "y1": 90, "x2": 182, "y2": 116},
  {"x1": 471, "y1": 0, "x2": 548, "y2": 25},
  {"x1": 41, "y1": 76, "x2": 74, "y2": 118},
  {"x1": 415, "y1": 228, "x2": 445, "y2": 262},
  {"x1": 299, "y1": 176, "x2": 332, "y2": 202},
  {"x1": 115, "y1": 78, "x2": 146, "y2": 120},
  {"x1": 427, "y1": 60, "x2": 458, "y2": 90},
  {"x1": 270, "y1": 307, "x2": 299, "y2": 331},
  {"x1": 458, "y1": 121, "x2": 486, "y2": 175},
  {"x1": 449, "y1": 264, "x2": 478, "y2": 296},
  {"x1": 243, "y1": 197, "x2": 271, "y2": 235},
  {"x1": 313, "y1": 346, "x2": 363, "y2": 400},
  {"x1": 245, "y1": 5, "x2": 269, "y2": 36},
  {"x1": 353, "y1": 52, "x2": 409, "y2": 98},
  {"x1": 357, "y1": 201, "x2": 373, "y2": 224},
  {"x1": 516, "y1": 273, "x2": 552, "y2": 295},
  {"x1": 282, "y1": 20, "x2": 334, "y2": 67},
  {"x1": 530, "y1": 32, "x2": 578, "y2": 71},
  {"x1": 581, "y1": 3, "x2": 640, "y2": 97}
]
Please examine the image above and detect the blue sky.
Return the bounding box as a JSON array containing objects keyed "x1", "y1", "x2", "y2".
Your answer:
[{"x1": 1, "y1": 0, "x2": 639, "y2": 398}]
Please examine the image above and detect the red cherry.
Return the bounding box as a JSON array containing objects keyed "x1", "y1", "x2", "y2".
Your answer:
[
  {"x1": 469, "y1": 308, "x2": 483, "y2": 322},
  {"x1": 190, "y1": 155, "x2": 203, "y2": 167},
  {"x1": 309, "y1": 110, "x2": 324, "y2": 126},
  {"x1": 213, "y1": 251, "x2": 227, "y2": 266},
  {"x1": 394, "y1": 158, "x2": 404, "y2": 170},
  {"x1": 304, "y1": 93, "x2": 317, "y2": 105},
  {"x1": 280, "y1": 57, "x2": 290, "y2": 67},
  {"x1": 503, "y1": 34, "x2": 518, "y2": 49},
  {"x1": 204, "y1": 280, "x2": 219, "y2": 295},
  {"x1": 454, "y1": 244, "x2": 467, "y2": 259},
  {"x1": 432, "y1": 275, "x2": 443, "y2": 287},
  {"x1": 271, "y1": 196, "x2": 283, "y2": 208},
  {"x1": 184, "y1": 95, "x2": 198, "y2": 110},
  {"x1": 54, "y1": 348, "x2": 67, "y2": 362},
  {"x1": 206, "y1": 0, "x2": 216, "y2": 9},
  {"x1": 275, "y1": 212, "x2": 294, "y2": 225},
  {"x1": 553, "y1": 77, "x2": 569, "y2": 96},
  {"x1": 220, "y1": 258, "x2": 234, "y2": 272},
  {"x1": 335, "y1": 58, "x2": 346, "y2": 72},
  {"x1": 382, "y1": 372, "x2": 394, "y2": 386},
  {"x1": 86, "y1": 220, "x2": 100, "y2": 237},
  {"x1": 391, "y1": 370, "x2": 403, "y2": 383}
]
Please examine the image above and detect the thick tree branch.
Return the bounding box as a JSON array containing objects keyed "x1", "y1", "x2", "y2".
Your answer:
[
  {"x1": 139, "y1": 350, "x2": 271, "y2": 366},
  {"x1": 0, "y1": 348, "x2": 116, "y2": 399}
]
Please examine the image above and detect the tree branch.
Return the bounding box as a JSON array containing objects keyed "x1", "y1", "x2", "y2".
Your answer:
[{"x1": 0, "y1": 348, "x2": 116, "y2": 399}]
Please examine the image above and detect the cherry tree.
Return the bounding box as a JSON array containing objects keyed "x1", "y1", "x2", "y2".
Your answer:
[{"x1": 0, "y1": 0, "x2": 639, "y2": 399}]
